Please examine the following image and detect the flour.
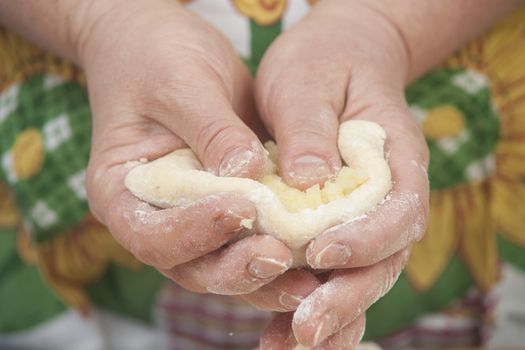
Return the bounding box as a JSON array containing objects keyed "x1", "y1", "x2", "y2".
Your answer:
[{"x1": 125, "y1": 120, "x2": 392, "y2": 267}]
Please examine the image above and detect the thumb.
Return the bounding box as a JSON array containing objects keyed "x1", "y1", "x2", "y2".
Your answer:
[
  {"x1": 255, "y1": 61, "x2": 344, "y2": 190},
  {"x1": 153, "y1": 64, "x2": 268, "y2": 179}
]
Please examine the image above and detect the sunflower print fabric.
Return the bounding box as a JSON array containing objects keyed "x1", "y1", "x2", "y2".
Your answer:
[
  {"x1": 0, "y1": 0, "x2": 524, "y2": 346},
  {"x1": 0, "y1": 30, "x2": 164, "y2": 331},
  {"x1": 405, "y1": 10, "x2": 525, "y2": 292}
]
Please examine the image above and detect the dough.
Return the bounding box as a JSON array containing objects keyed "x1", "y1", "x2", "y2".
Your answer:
[{"x1": 125, "y1": 120, "x2": 391, "y2": 266}]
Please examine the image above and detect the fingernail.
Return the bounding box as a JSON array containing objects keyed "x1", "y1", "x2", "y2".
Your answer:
[
  {"x1": 312, "y1": 243, "x2": 350, "y2": 268},
  {"x1": 289, "y1": 155, "x2": 332, "y2": 184},
  {"x1": 215, "y1": 214, "x2": 252, "y2": 234},
  {"x1": 313, "y1": 311, "x2": 339, "y2": 346},
  {"x1": 279, "y1": 292, "x2": 303, "y2": 310},
  {"x1": 248, "y1": 257, "x2": 289, "y2": 279},
  {"x1": 219, "y1": 147, "x2": 253, "y2": 177}
]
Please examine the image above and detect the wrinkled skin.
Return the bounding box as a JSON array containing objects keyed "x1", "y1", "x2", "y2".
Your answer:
[
  {"x1": 82, "y1": 1, "x2": 429, "y2": 348},
  {"x1": 245, "y1": 0, "x2": 523, "y2": 347},
  {"x1": 2, "y1": 0, "x2": 523, "y2": 348},
  {"x1": 243, "y1": 1, "x2": 430, "y2": 348},
  {"x1": 83, "y1": 1, "x2": 293, "y2": 295}
]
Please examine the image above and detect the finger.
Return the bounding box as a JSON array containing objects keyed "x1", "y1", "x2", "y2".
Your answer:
[
  {"x1": 312, "y1": 314, "x2": 365, "y2": 350},
  {"x1": 150, "y1": 57, "x2": 268, "y2": 179},
  {"x1": 88, "y1": 162, "x2": 257, "y2": 269},
  {"x1": 108, "y1": 191, "x2": 256, "y2": 270},
  {"x1": 306, "y1": 140, "x2": 428, "y2": 269},
  {"x1": 255, "y1": 34, "x2": 346, "y2": 189},
  {"x1": 260, "y1": 313, "x2": 296, "y2": 350},
  {"x1": 242, "y1": 270, "x2": 321, "y2": 312},
  {"x1": 163, "y1": 235, "x2": 293, "y2": 295},
  {"x1": 342, "y1": 58, "x2": 428, "y2": 167},
  {"x1": 87, "y1": 107, "x2": 189, "y2": 222},
  {"x1": 260, "y1": 313, "x2": 365, "y2": 350},
  {"x1": 306, "y1": 68, "x2": 429, "y2": 270},
  {"x1": 293, "y1": 249, "x2": 410, "y2": 347}
]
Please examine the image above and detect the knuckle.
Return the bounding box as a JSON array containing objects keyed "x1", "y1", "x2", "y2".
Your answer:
[
  {"x1": 145, "y1": 64, "x2": 230, "y2": 118},
  {"x1": 324, "y1": 329, "x2": 348, "y2": 350},
  {"x1": 381, "y1": 253, "x2": 405, "y2": 297},
  {"x1": 285, "y1": 118, "x2": 335, "y2": 143},
  {"x1": 128, "y1": 231, "x2": 177, "y2": 269},
  {"x1": 181, "y1": 233, "x2": 212, "y2": 257},
  {"x1": 168, "y1": 268, "x2": 208, "y2": 294},
  {"x1": 397, "y1": 191, "x2": 429, "y2": 243},
  {"x1": 195, "y1": 119, "x2": 242, "y2": 159},
  {"x1": 144, "y1": 77, "x2": 196, "y2": 116},
  {"x1": 264, "y1": 79, "x2": 290, "y2": 117},
  {"x1": 129, "y1": 240, "x2": 158, "y2": 266},
  {"x1": 266, "y1": 99, "x2": 336, "y2": 140}
]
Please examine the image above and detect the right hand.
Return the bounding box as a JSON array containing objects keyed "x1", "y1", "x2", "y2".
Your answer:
[
  {"x1": 80, "y1": 0, "x2": 293, "y2": 295},
  {"x1": 241, "y1": 1, "x2": 430, "y2": 347}
]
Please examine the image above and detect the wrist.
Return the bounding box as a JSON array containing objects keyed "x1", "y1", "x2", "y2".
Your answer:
[
  {"x1": 69, "y1": 0, "x2": 137, "y2": 68},
  {"x1": 359, "y1": 0, "x2": 523, "y2": 82},
  {"x1": 0, "y1": 0, "x2": 138, "y2": 66},
  {"x1": 72, "y1": 0, "x2": 185, "y2": 69},
  {"x1": 318, "y1": 0, "x2": 524, "y2": 83},
  {"x1": 310, "y1": 0, "x2": 410, "y2": 88}
]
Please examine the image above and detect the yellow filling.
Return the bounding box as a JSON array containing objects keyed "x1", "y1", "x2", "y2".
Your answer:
[{"x1": 259, "y1": 141, "x2": 368, "y2": 213}]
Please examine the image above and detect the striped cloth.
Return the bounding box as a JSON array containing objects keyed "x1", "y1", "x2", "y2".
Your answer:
[{"x1": 156, "y1": 282, "x2": 271, "y2": 350}]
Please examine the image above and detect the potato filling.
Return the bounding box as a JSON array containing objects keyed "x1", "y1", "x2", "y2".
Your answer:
[{"x1": 259, "y1": 141, "x2": 368, "y2": 213}]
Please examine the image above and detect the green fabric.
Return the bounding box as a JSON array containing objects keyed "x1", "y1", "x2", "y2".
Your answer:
[
  {"x1": 0, "y1": 229, "x2": 66, "y2": 332},
  {"x1": 359, "y1": 67, "x2": 503, "y2": 338},
  {"x1": 364, "y1": 254, "x2": 474, "y2": 340},
  {"x1": 406, "y1": 69, "x2": 500, "y2": 191},
  {"x1": 0, "y1": 73, "x2": 165, "y2": 328},
  {"x1": 0, "y1": 74, "x2": 91, "y2": 243},
  {"x1": 246, "y1": 20, "x2": 281, "y2": 75},
  {"x1": 88, "y1": 265, "x2": 165, "y2": 323},
  {"x1": 499, "y1": 235, "x2": 525, "y2": 272}
]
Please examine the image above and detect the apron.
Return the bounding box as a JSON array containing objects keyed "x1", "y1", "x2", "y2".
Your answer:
[{"x1": 1, "y1": 1, "x2": 524, "y2": 348}]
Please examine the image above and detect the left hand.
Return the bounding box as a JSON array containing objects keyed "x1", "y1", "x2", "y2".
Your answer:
[
  {"x1": 81, "y1": 0, "x2": 292, "y2": 296},
  {"x1": 242, "y1": 1, "x2": 430, "y2": 348}
]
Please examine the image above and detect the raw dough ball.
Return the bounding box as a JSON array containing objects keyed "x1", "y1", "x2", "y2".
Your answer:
[{"x1": 125, "y1": 120, "x2": 391, "y2": 267}]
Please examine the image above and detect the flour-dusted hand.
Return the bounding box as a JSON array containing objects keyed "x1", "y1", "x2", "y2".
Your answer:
[
  {"x1": 0, "y1": 0, "x2": 295, "y2": 294},
  {"x1": 78, "y1": 0, "x2": 297, "y2": 294},
  {"x1": 250, "y1": 0, "x2": 525, "y2": 347},
  {"x1": 124, "y1": 120, "x2": 392, "y2": 268},
  {"x1": 251, "y1": 2, "x2": 428, "y2": 342}
]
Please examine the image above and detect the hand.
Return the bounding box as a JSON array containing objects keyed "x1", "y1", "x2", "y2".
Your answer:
[
  {"x1": 82, "y1": 0, "x2": 292, "y2": 295},
  {"x1": 244, "y1": 0, "x2": 429, "y2": 347}
]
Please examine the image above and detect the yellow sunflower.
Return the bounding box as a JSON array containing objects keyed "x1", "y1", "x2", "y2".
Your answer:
[
  {"x1": 0, "y1": 28, "x2": 85, "y2": 91},
  {"x1": 232, "y1": 0, "x2": 288, "y2": 26},
  {"x1": 0, "y1": 181, "x2": 20, "y2": 229},
  {"x1": 17, "y1": 215, "x2": 141, "y2": 313},
  {"x1": 2, "y1": 173, "x2": 139, "y2": 315},
  {"x1": 1, "y1": 27, "x2": 133, "y2": 313},
  {"x1": 406, "y1": 7, "x2": 525, "y2": 292}
]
